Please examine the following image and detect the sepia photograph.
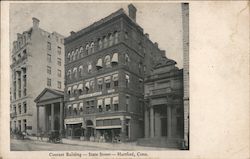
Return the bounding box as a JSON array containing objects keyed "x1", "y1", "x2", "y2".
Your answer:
[{"x1": 9, "y1": 2, "x2": 189, "y2": 151}]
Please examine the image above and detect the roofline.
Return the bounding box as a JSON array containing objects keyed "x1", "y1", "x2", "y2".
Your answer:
[{"x1": 34, "y1": 88, "x2": 64, "y2": 103}]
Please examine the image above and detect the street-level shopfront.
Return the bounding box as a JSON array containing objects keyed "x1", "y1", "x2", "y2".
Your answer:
[{"x1": 64, "y1": 116, "x2": 131, "y2": 142}]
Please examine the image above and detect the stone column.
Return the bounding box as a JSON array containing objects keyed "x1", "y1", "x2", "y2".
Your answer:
[
  {"x1": 36, "y1": 106, "x2": 40, "y2": 135},
  {"x1": 51, "y1": 104, "x2": 55, "y2": 131},
  {"x1": 167, "y1": 106, "x2": 172, "y2": 138},
  {"x1": 150, "y1": 107, "x2": 154, "y2": 138},
  {"x1": 59, "y1": 102, "x2": 63, "y2": 133},
  {"x1": 44, "y1": 106, "x2": 47, "y2": 132},
  {"x1": 144, "y1": 108, "x2": 149, "y2": 138}
]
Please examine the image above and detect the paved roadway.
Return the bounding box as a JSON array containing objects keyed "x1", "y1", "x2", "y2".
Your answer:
[{"x1": 11, "y1": 139, "x2": 113, "y2": 151}]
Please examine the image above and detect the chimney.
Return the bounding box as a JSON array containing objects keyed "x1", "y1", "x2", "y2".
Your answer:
[
  {"x1": 32, "y1": 17, "x2": 40, "y2": 29},
  {"x1": 70, "y1": 31, "x2": 75, "y2": 35},
  {"x1": 128, "y1": 4, "x2": 137, "y2": 22},
  {"x1": 145, "y1": 33, "x2": 149, "y2": 38},
  {"x1": 154, "y1": 42, "x2": 158, "y2": 48}
]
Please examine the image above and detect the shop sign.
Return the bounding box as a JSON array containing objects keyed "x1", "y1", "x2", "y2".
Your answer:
[
  {"x1": 64, "y1": 117, "x2": 84, "y2": 124},
  {"x1": 79, "y1": 92, "x2": 102, "y2": 99}
]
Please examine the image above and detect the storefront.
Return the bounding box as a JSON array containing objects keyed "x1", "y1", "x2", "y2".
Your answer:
[{"x1": 64, "y1": 117, "x2": 84, "y2": 139}]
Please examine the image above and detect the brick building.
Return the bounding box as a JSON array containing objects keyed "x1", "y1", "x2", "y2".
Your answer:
[
  {"x1": 10, "y1": 18, "x2": 65, "y2": 135},
  {"x1": 63, "y1": 4, "x2": 170, "y2": 142}
]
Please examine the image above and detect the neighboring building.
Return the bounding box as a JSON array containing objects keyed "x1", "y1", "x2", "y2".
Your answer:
[
  {"x1": 63, "y1": 4, "x2": 169, "y2": 142},
  {"x1": 10, "y1": 18, "x2": 65, "y2": 135},
  {"x1": 138, "y1": 58, "x2": 184, "y2": 148},
  {"x1": 182, "y1": 3, "x2": 189, "y2": 149}
]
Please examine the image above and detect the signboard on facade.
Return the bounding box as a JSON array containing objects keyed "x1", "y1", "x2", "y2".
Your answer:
[
  {"x1": 79, "y1": 92, "x2": 102, "y2": 99},
  {"x1": 64, "y1": 117, "x2": 84, "y2": 125}
]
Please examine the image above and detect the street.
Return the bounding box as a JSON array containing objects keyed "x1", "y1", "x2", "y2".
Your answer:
[{"x1": 10, "y1": 138, "x2": 171, "y2": 151}]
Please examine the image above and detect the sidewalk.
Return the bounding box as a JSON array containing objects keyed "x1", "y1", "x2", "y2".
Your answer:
[{"x1": 28, "y1": 136, "x2": 173, "y2": 150}]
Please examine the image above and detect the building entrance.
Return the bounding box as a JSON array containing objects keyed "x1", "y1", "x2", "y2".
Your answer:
[{"x1": 161, "y1": 117, "x2": 168, "y2": 136}]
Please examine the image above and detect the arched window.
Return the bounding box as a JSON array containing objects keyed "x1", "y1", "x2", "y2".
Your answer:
[
  {"x1": 86, "y1": 44, "x2": 90, "y2": 55},
  {"x1": 103, "y1": 36, "x2": 108, "y2": 48},
  {"x1": 67, "y1": 52, "x2": 71, "y2": 61},
  {"x1": 79, "y1": 46, "x2": 84, "y2": 58},
  {"x1": 111, "y1": 53, "x2": 118, "y2": 66},
  {"x1": 75, "y1": 48, "x2": 79, "y2": 59},
  {"x1": 90, "y1": 42, "x2": 95, "y2": 53},
  {"x1": 125, "y1": 53, "x2": 130, "y2": 64},
  {"x1": 73, "y1": 67, "x2": 77, "y2": 79},
  {"x1": 79, "y1": 65, "x2": 83, "y2": 76},
  {"x1": 87, "y1": 63, "x2": 92, "y2": 73},
  {"x1": 104, "y1": 55, "x2": 111, "y2": 67},
  {"x1": 71, "y1": 51, "x2": 75, "y2": 61},
  {"x1": 98, "y1": 38, "x2": 102, "y2": 50},
  {"x1": 114, "y1": 31, "x2": 119, "y2": 44},
  {"x1": 67, "y1": 70, "x2": 72, "y2": 80},
  {"x1": 108, "y1": 34, "x2": 113, "y2": 46}
]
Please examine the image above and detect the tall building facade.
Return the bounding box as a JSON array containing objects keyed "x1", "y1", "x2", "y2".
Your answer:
[
  {"x1": 63, "y1": 4, "x2": 169, "y2": 142},
  {"x1": 10, "y1": 18, "x2": 65, "y2": 135}
]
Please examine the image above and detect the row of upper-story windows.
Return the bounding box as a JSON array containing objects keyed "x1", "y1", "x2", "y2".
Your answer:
[
  {"x1": 12, "y1": 102, "x2": 27, "y2": 115},
  {"x1": 67, "y1": 73, "x2": 130, "y2": 96},
  {"x1": 67, "y1": 31, "x2": 120, "y2": 63},
  {"x1": 12, "y1": 49, "x2": 27, "y2": 63},
  {"x1": 66, "y1": 52, "x2": 130, "y2": 81},
  {"x1": 66, "y1": 96, "x2": 121, "y2": 116},
  {"x1": 47, "y1": 78, "x2": 62, "y2": 89}
]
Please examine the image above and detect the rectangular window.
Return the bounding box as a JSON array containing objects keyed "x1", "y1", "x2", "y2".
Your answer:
[
  {"x1": 57, "y1": 81, "x2": 61, "y2": 89},
  {"x1": 57, "y1": 69, "x2": 61, "y2": 77},
  {"x1": 106, "y1": 83, "x2": 110, "y2": 89},
  {"x1": 57, "y1": 46, "x2": 61, "y2": 55},
  {"x1": 106, "y1": 104, "x2": 111, "y2": 111},
  {"x1": 18, "y1": 104, "x2": 21, "y2": 114},
  {"x1": 98, "y1": 84, "x2": 102, "y2": 90},
  {"x1": 57, "y1": 58, "x2": 61, "y2": 66},
  {"x1": 47, "y1": 54, "x2": 51, "y2": 62},
  {"x1": 47, "y1": 78, "x2": 51, "y2": 87},
  {"x1": 23, "y1": 102, "x2": 27, "y2": 113},
  {"x1": 47, "y1": 66, "x2": 51, "y2": 74},
  {"x1": 114, "y1": 81, "x2": 118, "y2": 87},
  {"x1": 47, "y1": 42, "x2": 51, "y2": 50},
  {"x1": 114, "y1": 104, "x2": 119, "y2": 111}
]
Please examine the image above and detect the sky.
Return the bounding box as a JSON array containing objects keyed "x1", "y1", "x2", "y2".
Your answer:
[{"x1": 10, "y1": 2, "x2": 183, "y2": 68}]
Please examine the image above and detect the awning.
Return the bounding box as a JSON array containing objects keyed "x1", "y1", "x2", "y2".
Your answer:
[
  {"x1": 67, "y1": 105, "x2": 72, "y2": 108},
  {"x1": 96, "y1": 58, "x2": 103, "y2": 67},
  {"x1": 104, "y1": 76, "x2": 111, "y2": 83},
  {"x1": 111, "y1": 53, "x2": 118, "y2": 63},
  {"x1": 79, "y1": 103, "x2": 83, "y2": 108},
  {"x1": 97, "y1": 99, "x2": 103, "y2": 107},
  {"x1": 73, "y1": 67, "x2": 77, "y2": 72},
  {"x1": 97, "y1": 78, "x2": 103, "y2": 85},
  {"x1": 64, "y1": 118, "x2": 84, "y2": 125},
  {"x1": 85, "y1": 82, "x2": 90, "y2": 89},
  {"x1": 79, "y1": 65, "x2": 83, "y2": 70},
  {"x1": 90, "y1": 80, "x2": 94, "y2": 87},
  {"x1": 67, "y1": 53, "x2": 71, "y2": 58},
  {"x1": 113, "y1": 96, "x2": 119, "y2": 104},
  {"x1": 73, "y1": 103, "x2": 78, "y2": 109},
  {"x1": 78, "y1": 84, "x2": 83, "y2": 90},
  {"x1": 73, "y1": 85, "x2": 78, "y2": 90},
  {"x1": 112, "y1": 74, "x2": 118, "y2": 81},
  {"x1": 104, "y1": 98, "x2": 111, "y2": 105}
]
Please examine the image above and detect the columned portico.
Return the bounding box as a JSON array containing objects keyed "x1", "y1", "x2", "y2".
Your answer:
[{"x1": 34, "y1": 88, "x2": 64, "y2": 136}]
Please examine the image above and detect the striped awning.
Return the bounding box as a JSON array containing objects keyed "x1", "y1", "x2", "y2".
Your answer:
[
  {"x1": 111, "y1": 53, "x2": 118, "y2": 63},
  {"x1": 79, "y1": 103, "x2": 83, "y2": 108},
  {"x1": 85, "y1": 82, "x2": 90, "y2": 89},
  {"x1": 96, "y1": 58, "x2": 103, "y2": 67},
  {"x1": 78, "y1": 84, "x2": 83, "y2": 90},
  {"x1": 104, "y1": 98, "x2": 111, "y2": 105},
  {"x1": 113, "y1": 96, "x2": 119, "y2": 104},
  {"x1": 73, "y1": 103, "x2": 78, "y2": 109},
  {"x1": 97, "y1": 99, "x2": 103, "y2": 107}
]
